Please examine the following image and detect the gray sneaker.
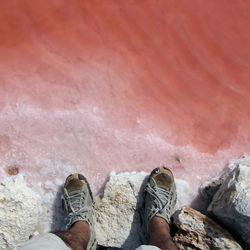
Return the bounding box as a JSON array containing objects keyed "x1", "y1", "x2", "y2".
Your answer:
[
  {"x1": 142, "y1": 167, "x2": 177, "y2": 239},
  {"x1": 62, "y1": 173, "x2": 97, "y2": 250}
]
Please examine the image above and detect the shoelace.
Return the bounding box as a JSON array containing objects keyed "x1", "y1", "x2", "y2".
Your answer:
[
  {"x1": 146, "y1": 184, "x2": 171, "y2": 213},
  {"x1": 67, "y1": 207, "x2": 92, "y2": 226},
  {"x1": 66, "y1": 192, "x2": 84, "y2": 213},
  {"x1": 64, "y1": 191, "x2": 92, "y2": 226}
]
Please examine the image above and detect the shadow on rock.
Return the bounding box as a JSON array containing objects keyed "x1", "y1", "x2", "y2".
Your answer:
[{"x1": 51, "y1": 184, "x2": 66, "y2": 232}]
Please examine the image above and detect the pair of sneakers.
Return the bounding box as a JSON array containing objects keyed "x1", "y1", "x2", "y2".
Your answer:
[{"x1": 62, "y1": 167, "x2": 177, "y2": 250}]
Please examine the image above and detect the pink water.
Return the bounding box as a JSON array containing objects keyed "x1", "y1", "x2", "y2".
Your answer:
[{"x1": 0, "y1": 0, "x2": 250, "y2": 204}]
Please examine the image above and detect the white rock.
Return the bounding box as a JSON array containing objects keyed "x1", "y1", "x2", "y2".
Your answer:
[
  {"x1": 93, "y1": 172, "x2": 146, "y2": 249},
  {"x1": 200, "y1": 166, "x2": 234, "y2": 201},
  {"x1": 208, "y1": 163, "x2": 250, "y2": 249},
  {"x1": 200, "y1": 155, "x2": 250, "y2": 201},
  {"x1": 0, "y1": 175, "x2": 41, "y2": 250}
]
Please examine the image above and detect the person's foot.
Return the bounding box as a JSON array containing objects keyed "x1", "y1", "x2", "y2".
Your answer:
[
  {"x1": 142, "y1": 167, "x2": 177, "y2": 241},
  {"x1": 62, "y1": 173, "x2": 97, "y2": 250}
]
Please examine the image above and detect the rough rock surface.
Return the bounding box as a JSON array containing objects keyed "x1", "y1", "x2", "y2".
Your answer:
[
  {"x1": 93, "y1": 172, "x2": 146, "y2": 249},
  {"x1": 173, "y1": 206, "x2": 242, "y2": 250},
  {"x1": 200, "y1": 155, "x2": 250, "y2": 201},
  {"x1": 208, "y1": 163, "x2": 250, "y2": 248},
  {"x1": 200, "y1": 166, "x2": 234, "y2": 202},
  {"x1": 0, "y1": 175, "x2": 41, "y2": 249},
  {"x1": 93, "y1": 172, "x2": 193, "y2": 249},
  {"x1": 0, "y1": 171, "x2": 192, "y2": 250},
  {"x1": 1, "y1": 167, "x2": 248, "y2": 250}
]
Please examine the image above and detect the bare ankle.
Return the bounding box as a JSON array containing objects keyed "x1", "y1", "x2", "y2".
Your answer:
[
  {"x1": 54, "y1": 221, "x2": 90, "y2": 250},
  {"x1": 149, "y1": 217, "x2": 170, "y2": 231},
  {"x1": 148, "y1": 216, "x2": 177, "y2": 250}
]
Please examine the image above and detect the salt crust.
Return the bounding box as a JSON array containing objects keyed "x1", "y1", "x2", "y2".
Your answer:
[
  {"x1": 0, "y1": 175, "x2": 41, "y2": 250},
  {"x1": 0, "y1": 171, "x2": 191, "y2": 249},
  {"x1": 1, "y1": 156, "x2": 249, "y2": 249}
]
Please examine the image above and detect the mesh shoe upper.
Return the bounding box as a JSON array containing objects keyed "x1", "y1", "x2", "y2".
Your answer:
[
  {"x1": 143, "y1": 167, "x2": 177, "y2": 238},
  {"x1": 62, "y1": 173, "x2": 97, "y2": 250}
]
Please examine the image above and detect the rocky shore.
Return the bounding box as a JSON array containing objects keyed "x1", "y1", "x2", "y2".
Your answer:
[
  {"x1": 93, "y1": 157, "x2": 249, "y2": 250},
  {"x1": 0, "y1": 156, "x2": 249, "y2": 249}
]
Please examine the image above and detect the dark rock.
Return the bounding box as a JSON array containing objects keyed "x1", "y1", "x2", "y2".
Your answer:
[{"x1": 173, "y1": 206, "x2": 242, "y2": 250}]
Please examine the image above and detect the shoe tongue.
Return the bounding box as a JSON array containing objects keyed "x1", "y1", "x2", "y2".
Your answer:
[{"x1": 154, "y1": 173, "x2": 172, "y2": 188}]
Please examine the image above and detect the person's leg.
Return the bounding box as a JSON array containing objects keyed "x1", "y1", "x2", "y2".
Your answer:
[
  {"x1": 141, "y1": 167, "x2": 178, "y2": 250},
  {"x1": 55, "y1": 173, "x2": 97, "y2": 250},
  {"x1": 54, "y1": 221, "x2": 90, "y2": 250},
  {"x1": 18, "y1": 173, "x2": 97, "y2": 250}
]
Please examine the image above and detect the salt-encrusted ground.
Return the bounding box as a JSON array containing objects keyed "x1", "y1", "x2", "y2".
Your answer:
[
  {"x1": 1, "y1": 155, "x2": 249, "y2": 249},
  {"x1": 0, "y1": 171, "x2": 193, "y2": 249},
  {"x1": 0, "y1": 175, "x2": 40, "y2": 249}
]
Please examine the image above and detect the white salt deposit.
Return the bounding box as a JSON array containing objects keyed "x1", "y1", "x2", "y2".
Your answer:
[
  {"x1": 0, "y1": 156, "x2": 249, "y2": 249},
  {"x1": 0, "y1": 175, "x2": 40, "y2": 249}
]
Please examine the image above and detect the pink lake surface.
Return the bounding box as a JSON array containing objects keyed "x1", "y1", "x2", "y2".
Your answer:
[{"x1": 0, "y1": 0, "x2": 250, "y2": 213}]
